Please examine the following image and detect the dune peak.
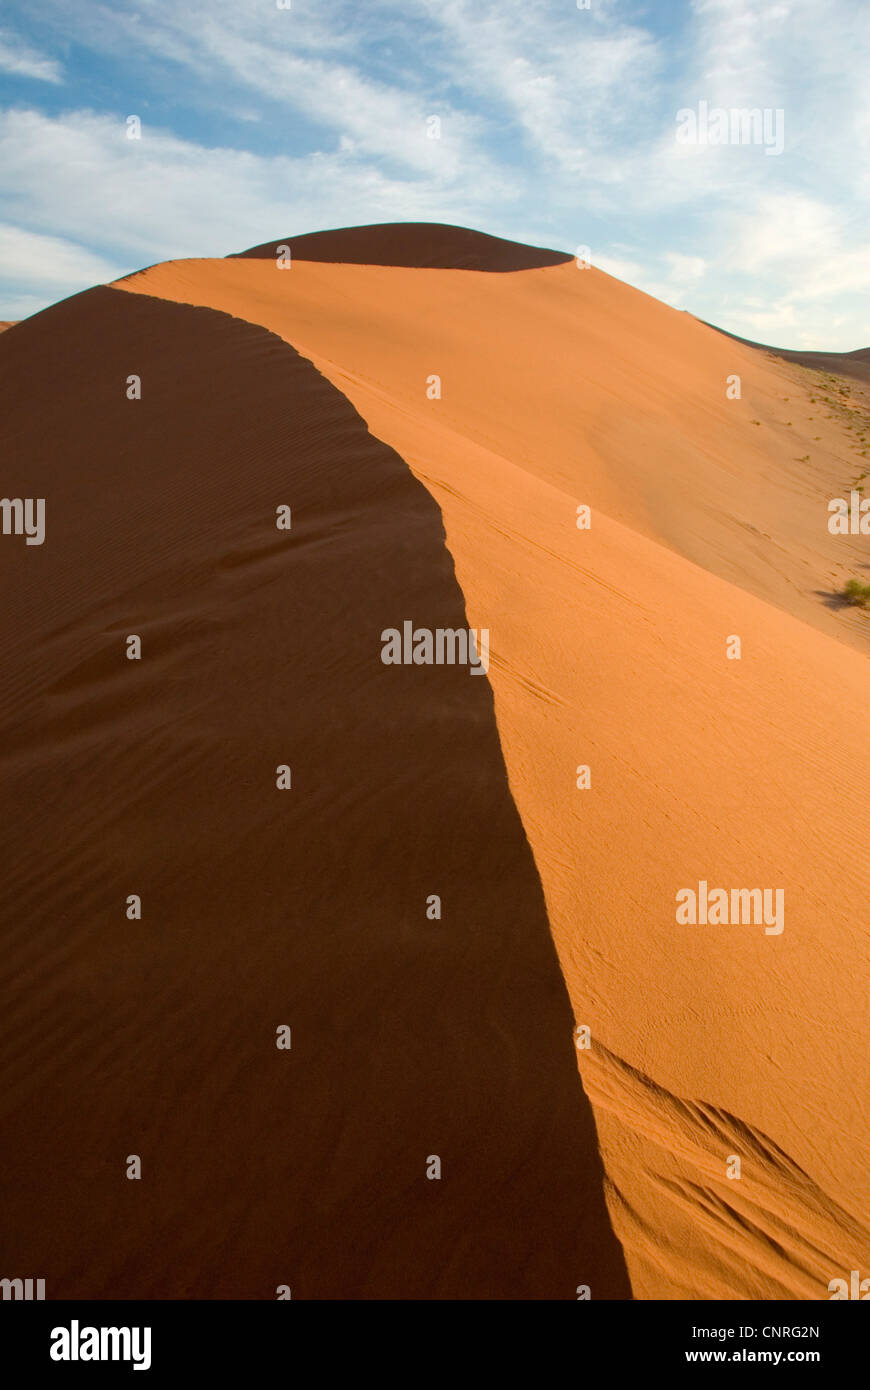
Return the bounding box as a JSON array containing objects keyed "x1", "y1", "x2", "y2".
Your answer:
[{"x1": 230, "y1": 221, "x2": 572, "y2": 271}]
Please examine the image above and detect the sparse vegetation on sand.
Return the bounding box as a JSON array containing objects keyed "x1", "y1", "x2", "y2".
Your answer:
[{"x1": 842, "y1": 578, "x2": 870, "y2": 608}]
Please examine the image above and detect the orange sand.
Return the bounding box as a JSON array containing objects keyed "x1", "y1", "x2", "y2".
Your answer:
[
  {"x1": 113, "y1": 227, "x2": 870, "y2": 1298},
  {"x1": 1, "y1": 223, "x2": 866, "y2": 1300}
]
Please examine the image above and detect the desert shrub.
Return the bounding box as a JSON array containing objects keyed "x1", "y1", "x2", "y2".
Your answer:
[{"x1": 842, "y1": 578, "x2": 870, "y2": 608}]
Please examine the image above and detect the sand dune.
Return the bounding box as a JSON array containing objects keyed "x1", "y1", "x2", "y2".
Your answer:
[
  {"x1": 0, "y1": 284, "x2": 628, "y2": 1298},
  {"x1": 121, "y1": 232, "x2": 870, "y2": 656},
  {"x1": 2, "y1": 222, "x2": 868, "y2": 1299},
  {"x1": 113, "y1": 226, "x2": 870, "y2": 1299},
  {"x1": 708, "y1": 323, "x2": 870, "y2": 386},
  {"x1": 233, "y1": 222, "x2": 572, "y2": 271}
]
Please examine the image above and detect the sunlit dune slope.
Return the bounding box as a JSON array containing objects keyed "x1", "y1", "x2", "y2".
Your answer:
[{"x1": 121, "y1": 231, "x2": 870, "y2": 656}]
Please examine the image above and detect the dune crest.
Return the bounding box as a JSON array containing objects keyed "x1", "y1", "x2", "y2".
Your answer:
[{"x1": 232, "y1": 221, "x2": 572, "y2": 271}]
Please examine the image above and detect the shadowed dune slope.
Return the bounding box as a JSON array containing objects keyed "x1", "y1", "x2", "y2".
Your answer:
[
  {"x1": 116, "y1": 243, "x2": 870, "y2": 1299},
  {"x1": 233, "y1": 221, "x2": 572, "y2": 271},
  {"x1": 0, "y1": 286, "x2": 630, "y2": 1299}
]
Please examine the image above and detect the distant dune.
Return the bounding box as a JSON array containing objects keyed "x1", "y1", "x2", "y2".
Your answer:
[
  {"x1": 702, "y1": 321, "x2": 870, "y2": 386},
  {"x1": 233, "y1": 221, "x2": 572, "y2": 271},
  {"x1": 2, "y1": 223, "x2": 868, "y2": 1300}
]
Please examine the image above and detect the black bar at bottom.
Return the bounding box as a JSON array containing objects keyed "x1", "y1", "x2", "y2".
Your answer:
[{"x1": 0, "y1": 1299, "x2": 863, "y2": 1376}]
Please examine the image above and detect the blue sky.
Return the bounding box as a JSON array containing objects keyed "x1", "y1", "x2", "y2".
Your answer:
[{"x1": 0, "y1": 0, "x2": 867, "y2": 348}]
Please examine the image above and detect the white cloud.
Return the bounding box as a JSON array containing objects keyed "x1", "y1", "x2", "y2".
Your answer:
[
  {"x1": 0, "y1": 223, "x2": 119, "y2": 284},
  {"x1": 417, "y1": 0, "x2": 664, "y2": 179},
  {"x1": 0, "y1": 107, "x2": 517, "y2": 310},
  {"x1": 591, "y1": 252, "x2": 647, "y2": 283},
  {"x1": 0, "y1": 29, "x2": 62, "y2": 83},
  {"x1": 664, "y1": 253, "x2": 707, "y2": 283},
  {"x1": 28, "y1": 0, "x2": 490, "y2": 177},
  {"x1": 0, "y1": 224, "x2": 122, "y2": 318}
]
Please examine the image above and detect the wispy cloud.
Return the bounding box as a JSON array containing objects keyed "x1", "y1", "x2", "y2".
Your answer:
[
  {"x1": 0, "y1": 222, "x2": 120, "y2": 317},
  {"x1": 0, "y1": 107, "x2": 515, "y2": 283},
  {"x1": 0, "y1": 28, "x2": 63, "y2": 83}
]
